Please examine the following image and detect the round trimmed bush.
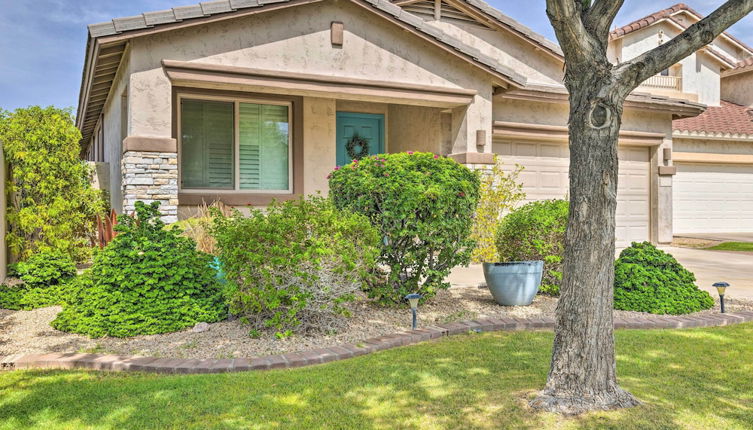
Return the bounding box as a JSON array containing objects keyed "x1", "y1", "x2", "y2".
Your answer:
[
  {"x1": 614, "y1": 242, "x2": 714, "y2": 315},
  {"x1": 328, "y1": 152, "x2": 480, "y2": 304},
  {"x1": 52, "y1": 202, "x2": 227, "y2": 338},
  {"x1": 495, "y1": 199, "x2": 568, "y2": 296}
]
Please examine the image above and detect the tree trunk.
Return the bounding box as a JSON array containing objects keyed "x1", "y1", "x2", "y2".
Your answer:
[{"x1": 530, "y1": 76, "x2": 640, "y2": 415}]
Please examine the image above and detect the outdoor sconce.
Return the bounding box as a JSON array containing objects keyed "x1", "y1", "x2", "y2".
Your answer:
[
  {"x1": 405, "y1": 293, "x2": 422, "y2": 330},
  {"x1": 714, "y1": 281, "x2": 730, "y2": 313}
]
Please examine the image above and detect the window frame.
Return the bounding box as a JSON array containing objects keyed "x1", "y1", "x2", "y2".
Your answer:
[{"x1": 176, "y1": 93, "x2": 294, "y2": 195}]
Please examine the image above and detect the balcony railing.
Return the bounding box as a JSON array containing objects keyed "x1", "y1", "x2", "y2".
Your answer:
[{"x1": 639, "y1": 75, "x2": 683, "y2": 91}]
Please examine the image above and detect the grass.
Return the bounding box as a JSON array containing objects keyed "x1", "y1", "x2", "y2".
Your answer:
[
  {"x1": 2, "y1": 324, "x2": 753, "y2": 429},
  {"x1": 707, "y1": 242, "x2": 753, "y2": 252}
]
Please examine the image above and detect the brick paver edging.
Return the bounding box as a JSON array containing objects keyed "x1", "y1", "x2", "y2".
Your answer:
[{"x1": 3, "y1": 311, "x2": 753, "y2": 374}]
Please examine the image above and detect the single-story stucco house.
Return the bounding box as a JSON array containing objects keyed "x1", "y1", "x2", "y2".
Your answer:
[{"x1": 75, "y1": 0, "x2": 753, "y2": 248}]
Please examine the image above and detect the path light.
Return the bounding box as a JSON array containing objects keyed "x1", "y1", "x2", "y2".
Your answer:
[
  {"x1": 405, "y1": 293, "x2": 422, "y2": 330},
  {"x1": 714, "y1": 282, "x2": 730, "y2": 313}
]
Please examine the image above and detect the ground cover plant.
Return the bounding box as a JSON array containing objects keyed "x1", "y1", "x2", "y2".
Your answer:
[
  {"x1": 496, "y1": 199, "x2": 568, "y2": 295},
  {"x1": 614, "y1": 242, "x2": 714, "y2": 314},
  {"x1": 0, "y1": 106, "x2": 105, "y2": 262},
  {"x1": 2, "y1": 323, "x2": 753, "y2": 429},
  {"x1": 0, "y1": 249, "x2": 77, "y2": 310},
  {"x1": 329, "y1": 152, "x2": 480, "y2": 304},
  {"x1": 211, "y1": 196, "x2": 379, "y2": 337},
  {"x1": 51, "y1": 202, "x2": 226, "y2": 338}
]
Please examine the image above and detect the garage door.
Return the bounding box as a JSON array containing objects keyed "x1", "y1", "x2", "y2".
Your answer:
[
  {"x1": 493, "y1": 141, "x2": 651, "y2": 248},
  {"x1": 673, "y1": 163, "x2": 753, "y2": 234}
]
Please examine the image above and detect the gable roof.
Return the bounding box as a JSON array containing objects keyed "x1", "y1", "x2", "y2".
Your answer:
[
  {"x1": 76, "y1": 0, "x2": 529, "y2": 145},
  {"x1": 722, "y1": 57, "x2": 753, "y2": 78},
  {"x1": 610, "y1": 3, "x2": 753, "y2": 67},
  {"x1": 393, "y1": 0, "x2": 562, "y2": 60},
  {"x1": 673, "y1": 100, "x2": 753, "y2": 138}
]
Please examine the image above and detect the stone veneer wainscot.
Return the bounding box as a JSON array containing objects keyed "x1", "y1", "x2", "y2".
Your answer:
[{"x1": 121, "y1": 151, "x2": 178, "y2": 223}]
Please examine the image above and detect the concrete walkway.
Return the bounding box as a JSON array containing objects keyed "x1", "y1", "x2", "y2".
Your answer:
[{"x1": 449, "y1": 245, "x2": 753, "y2": 299}]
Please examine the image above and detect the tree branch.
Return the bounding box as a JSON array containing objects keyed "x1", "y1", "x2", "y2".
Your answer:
[
  {"x1": 615, "y1": 0, "x2": 753, "y2": 93},
  {"x1": 546, "y1": 0, "x2": 602, "y2": 65},
  {"x1": 584, "y1": 0, "x2": 625, "y2": 48}
]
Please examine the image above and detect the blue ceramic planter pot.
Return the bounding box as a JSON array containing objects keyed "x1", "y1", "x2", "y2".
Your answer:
[{"x1": 482, "y1": 261, "x2": 543, "y2": 306}]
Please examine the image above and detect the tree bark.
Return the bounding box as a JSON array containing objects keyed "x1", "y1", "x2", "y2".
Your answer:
[
  {"x1": 529, "y1": 0, "x2": 753, "y2": 415},
  {"x1": 530, "y1": 70, "x2": 639, "y2": 415}
]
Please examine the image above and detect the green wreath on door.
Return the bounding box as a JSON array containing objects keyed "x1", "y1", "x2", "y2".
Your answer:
[{"x1": 346, "y1": 132, "x2": 371, "y2": 161}]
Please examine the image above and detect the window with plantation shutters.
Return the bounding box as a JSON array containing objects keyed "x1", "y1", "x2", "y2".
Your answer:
[
  {"x1": 239, "y1": 103, "x2": 289, "y2": 191},
  {"x1": 179, "y1": 97, "x2": 292, "y2": 193}
]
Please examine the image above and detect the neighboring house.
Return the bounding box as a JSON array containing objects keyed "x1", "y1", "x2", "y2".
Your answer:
[
  {"x1": 608, "y1": 3, "x2": 753, "y2": 235},
  {"x1": 80, "y1": 0, "x2": 746, "y2": 249}
]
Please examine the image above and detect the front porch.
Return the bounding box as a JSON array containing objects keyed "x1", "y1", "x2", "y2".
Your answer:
[{"x1": 121, "y1": 61, "x2": 495, "y2": 220}]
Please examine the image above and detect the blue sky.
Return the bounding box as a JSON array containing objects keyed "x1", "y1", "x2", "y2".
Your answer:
[{"x1": 1, "y1": 0, "x2": 752, "y2": 112}]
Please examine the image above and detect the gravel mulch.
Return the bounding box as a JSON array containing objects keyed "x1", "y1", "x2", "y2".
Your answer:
[{"x1": 2, "y1": 287, "x2": 752, "y2": 360}]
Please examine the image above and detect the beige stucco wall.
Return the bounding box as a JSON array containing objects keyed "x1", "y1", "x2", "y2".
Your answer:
[
  {"x1": 126, "y1": 0, "x2": 494, "y2": 143},
  {"x1": 387, "y1": 105, "x2": 443, "y2": 154},
  {"x1": 614, "y1": 21, "x2": 723, "y2": 106},
  {"x1": 99, "y1": 49, "x2": 131, "y2": 212},
  {"x1": 721, "y1": 72, "x2": 753, "y2": 108}
]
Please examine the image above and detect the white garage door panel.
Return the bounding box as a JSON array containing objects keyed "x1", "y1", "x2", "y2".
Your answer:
[
  {"x1": 494, "y1": 141, "x2": 651, "y2": 248},
  {"x1": 673, "y1": 163, "x2": 753, "y2": 234}
]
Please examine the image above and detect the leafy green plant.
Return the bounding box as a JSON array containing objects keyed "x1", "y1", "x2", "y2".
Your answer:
[
  {"x1": 329, "y1": 152, "x2": 480, "y2": 304},
  {"x1": 470, "y1": 158, "x2": 525, "y2": 263},
  {"x1": 614, "y1": 242, "x2": 714, "y2": 314},
  {"x1": 211, "y1": 196, "x2": 379, "y2": 337},
  {"x1": 0, "y1": 249, "x2": 78, "y2": 311},
  {"x1": 51, "y1": 201, "x2": 226, "y2": 338},
  {"x1": 14, "y1": 249, "x2": 77, "y2": 288},
  {"x1": 495, "y1": 199, "x2": 568, "y2": 296},
  {"x1": 0, "y1": 106, "x2": 106, "y2": 262}
]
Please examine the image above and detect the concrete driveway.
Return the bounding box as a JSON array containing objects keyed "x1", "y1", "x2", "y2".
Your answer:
[
  {"x1": 449, "y1": 246, "x2": 753, "y2": 299},
  {"x1": 660, "y1": 246, "x2": 753, "y2": 299}
]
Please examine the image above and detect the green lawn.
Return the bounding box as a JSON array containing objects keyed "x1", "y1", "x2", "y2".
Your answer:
[
  {"x1": 2, "y1": 324, "x2": 753, "y2": 430},
  {"x1": 708, "y1": 242, "x2": 753, "y2": 252}
]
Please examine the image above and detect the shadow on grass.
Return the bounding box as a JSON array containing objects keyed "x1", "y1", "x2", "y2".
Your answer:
[{"x1": 1, "y1": 324, "x2": 752, "y2": 429}]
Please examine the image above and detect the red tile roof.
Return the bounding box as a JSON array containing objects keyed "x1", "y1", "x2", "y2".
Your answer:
[
  {"x1": 610, "y1": 3, "x2": 753, "y2": 58},
  {"x1": 673, "y1": 101, "x2": 753, "y2": 136}
]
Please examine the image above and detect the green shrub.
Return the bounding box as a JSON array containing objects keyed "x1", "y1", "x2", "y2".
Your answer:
[
  {"x1": 614, "y1": 242, "x2": 714, "y2": 314},
  {"x1": 51, "y1": 202, "x2": 226, "y2": 338},
  {"x1": 0, "y1": 106, "x2": 106, "y2": 262},
  {"x1": 14, "y1": 249, "x2": 77, "y2": 288},
  {"x1": 0, "y1": 250, "x2": 78, "y2": 311},
  {"x1": 495, "y1": 199, "x2": 568, "y2": 296},
  {"x1": 211, "y1": 196, "x2": 379, "y2": 337},
  {"x1": 470, "y1": 158, "x2": 525, "y2": 263},
  {"x1": 329, "y1": 152, "x2": 480, "y2": 304}
]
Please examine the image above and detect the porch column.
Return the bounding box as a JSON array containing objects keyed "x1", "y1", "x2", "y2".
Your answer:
[
  {"x1": 447, "y1": 93, "x2": 494, "y2": 166},
  {"x1": 302, "y1": 97, "x2": 337, "y2": 195},
  {"x1": 122, "y1": 70, "x2": 178, "y2": 223}
]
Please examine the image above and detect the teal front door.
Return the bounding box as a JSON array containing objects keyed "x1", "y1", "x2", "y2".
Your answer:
[{"x1": 336, "y1": 112, "x2": 385, "y2": 166}]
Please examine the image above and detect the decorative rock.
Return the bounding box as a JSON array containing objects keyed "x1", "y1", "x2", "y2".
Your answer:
[{"x1": 192, "y1": 322, "x2": 210, "y2": 333}]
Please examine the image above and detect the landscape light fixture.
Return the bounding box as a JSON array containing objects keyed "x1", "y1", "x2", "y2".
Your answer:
[
  {"x1": 713, "y1": 282, "x2": 730, "y2": 313},
  {"x1": 405, "y1": 293, "x2": 422, "y2": 330}
]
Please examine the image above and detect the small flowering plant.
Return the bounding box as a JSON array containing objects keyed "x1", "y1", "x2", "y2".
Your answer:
[{"x1": 328, "y1": 151, "x2": 480, "y2": 304}]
